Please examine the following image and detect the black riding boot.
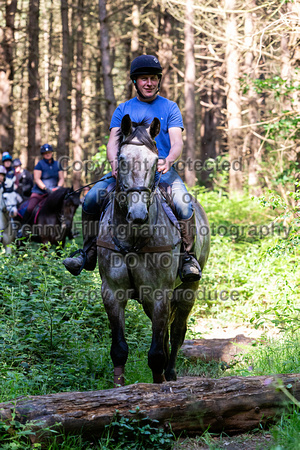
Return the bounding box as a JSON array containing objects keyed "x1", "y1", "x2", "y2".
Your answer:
[
  {"x1": 179, "y1": 211, "x2": 202, "y2": 282},
  {"x1": 16, "y1": 208, "x2": 34, "y2": 239},
  {"x1": 63, "y1": 210, "x2": 99, "y2": 276}
]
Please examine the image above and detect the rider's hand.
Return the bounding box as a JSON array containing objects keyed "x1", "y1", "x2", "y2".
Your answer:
[
  {"x1": 157, "y1": 158, "x2": 172, "y2": 174},
  {"x1": 46, "y1": 188, "x2": 53, "y2": 195},
  {"x1": 110, "y1": 159, "x2": 118, "y2": 178}
]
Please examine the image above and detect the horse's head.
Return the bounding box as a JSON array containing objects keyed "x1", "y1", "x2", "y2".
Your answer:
[
  {"x1": 2, "y1": 191, "x2": 22, "y2": 218},
  {"x1": 41, "y1": 187, "x2": 80, "y2": 230},
  {"x1": 117, "y1": 114, "x2": 160, "y2": 224},
  {"x1": 62, "y1": 187, "x2": 81, "y2": 229}
]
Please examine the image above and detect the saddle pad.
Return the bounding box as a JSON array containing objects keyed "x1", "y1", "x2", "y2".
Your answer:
[
  {"x1": 33, "y1": 197, "x2": 48, "y2": 223},
  {"x1": 17, "y1": 199, "x2": 30, "y2": 219},
  {"x1": 17, "y1": 197, "x2": 47, "y2": 223}
]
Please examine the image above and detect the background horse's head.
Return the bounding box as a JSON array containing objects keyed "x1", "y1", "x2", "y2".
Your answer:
[
  {"x1": 0, "y1": 190, "x2": 22, "y2": 250},
  {"x1": 41, "y1": 187, "x2": 80, "y2": 230},
  {"x1": 117, "y1": 114, "x2": 160, "y2": 224},
  {"x1": 61, "y1": 187, "x2": 81, "y2": 230}
]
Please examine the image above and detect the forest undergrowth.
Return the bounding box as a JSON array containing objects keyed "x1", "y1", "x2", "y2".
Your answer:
[{"x1": 0, "y1": 188, "x2": 299, "y2": 449}]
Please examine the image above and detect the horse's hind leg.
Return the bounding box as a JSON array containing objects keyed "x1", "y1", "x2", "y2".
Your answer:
[
  {"x1": 165, "y1": 282, "x2": 198, "y2": 381},
  {"x1": 102, "y1": 284, "x2": 128, "y2": 387}
]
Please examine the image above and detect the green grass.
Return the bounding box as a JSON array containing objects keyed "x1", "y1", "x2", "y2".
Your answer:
[{"x1": 270, "y1": 408, "x2": 300, "y2": 449}]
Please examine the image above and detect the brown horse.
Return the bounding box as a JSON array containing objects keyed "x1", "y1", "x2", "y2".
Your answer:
[
  {"x1": 17, "y1": 187, "x2": 80, "y2": 247},
  {"x1": 97, "y1": 115, "x2": 210, "y2": 385}
]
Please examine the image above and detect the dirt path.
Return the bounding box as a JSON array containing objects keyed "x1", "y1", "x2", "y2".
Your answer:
[
  {"x1": 173, "y1": 433, "x2": 274, "y2": 449},
  {"x1": 193, "y1": 318, "x2": 280, "y2": 341}
]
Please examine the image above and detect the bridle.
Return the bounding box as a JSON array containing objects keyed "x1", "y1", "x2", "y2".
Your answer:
[
  {"x1": 116, "y1": 138, "x2": 161, "y2": 204},
  {"x1": 0, "y1": 193, "x2": 17, "y2": 233}
]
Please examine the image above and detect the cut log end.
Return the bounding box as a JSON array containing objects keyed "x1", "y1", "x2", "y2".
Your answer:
[{"x1": 181, "y1": 335, "x2": 257, "y2": 363}]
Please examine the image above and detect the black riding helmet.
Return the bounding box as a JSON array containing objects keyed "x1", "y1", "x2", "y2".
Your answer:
[
  {"x1": 40, "y1": 143, "x2": 53, "y2": 154},
  {"x1": 130, "y1": 55, "x2": 162, "y2": 79},
  {"x1": 130, "y1": 55, "x2": 162, "y2": 99}
]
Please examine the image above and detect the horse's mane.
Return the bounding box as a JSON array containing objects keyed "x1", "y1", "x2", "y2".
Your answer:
[
  {"x1": 41, "y1": 187, "x2": 70, "y2": 213},
  {"x1": 117, "y1": 119, "x2": 158, "y2": 156}
]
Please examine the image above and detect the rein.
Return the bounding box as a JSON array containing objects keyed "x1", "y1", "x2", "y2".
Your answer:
[
  {"x1": 97, "y1": 194, "x2": 180, "y2": 255},
  {"x1": 64, "y1": 180, "x2": 103, "y2": 199}
]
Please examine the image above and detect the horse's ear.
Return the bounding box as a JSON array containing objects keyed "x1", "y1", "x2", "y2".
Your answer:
[
  {"x1": 121, "y1": 114, "x2": 132, "y2": 137},
  {"x1": 149, "y1": 117, "x2": 160, "y2": 139}
]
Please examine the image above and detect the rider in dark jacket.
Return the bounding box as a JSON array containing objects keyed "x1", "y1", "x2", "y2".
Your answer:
[
  {"x1": 13, "y1": 158, "x2": 33, "y2": 200},
  {"x1": 2, "y1": 152, "x2": 15, "y2": 193},
  {"x1": 0, "y1": 165, "x2": 6, "y2": 191}
]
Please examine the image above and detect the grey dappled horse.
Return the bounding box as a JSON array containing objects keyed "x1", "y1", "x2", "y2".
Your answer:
[
  {"x1": 0, "y1": 190, "x2": 22, "y2": 253},
  {"x1": 97, "y1": 115, "x2": 210, "y2": 385}
]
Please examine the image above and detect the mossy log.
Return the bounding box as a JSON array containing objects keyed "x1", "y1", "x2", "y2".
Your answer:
[
  {"x1": 181, "y1": 335, "x2": 257, "y2": 364},
  {"x1": 0, "y1": 374, "x2": 299, "y2": 444}
]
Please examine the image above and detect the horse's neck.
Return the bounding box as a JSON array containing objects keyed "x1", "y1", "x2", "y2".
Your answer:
[
  {"x1": 0, "y1": 191, "x2": 4, "y2": 210},
  {"x1": 0, "y1": 192, "x2": 7, "y2": 228}
]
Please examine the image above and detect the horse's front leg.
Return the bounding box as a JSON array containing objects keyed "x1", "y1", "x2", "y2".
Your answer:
[
  {"x1": 165, "y1": 281, "x2": 198, "y2": 381},
  {"x1": 101, "y1": 281, "x2": 128, "y2": 387},
  {"x1": 146, "y1": 290, "x2": 170, "y2": 383}
]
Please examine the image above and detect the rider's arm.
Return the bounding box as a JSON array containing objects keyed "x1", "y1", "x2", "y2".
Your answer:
[
  {"x1": 34, "y1": 170, "x2": 47, "y2": 191},
  {"x1": 157, "y1": 127, "x2": 183, "y2": 174},
  {"x1": 106, "y1": 127, "x2": 120, "y2": 178},
  {"x1": 57, "y1": 170, "x2": 64, "y2": 187}
]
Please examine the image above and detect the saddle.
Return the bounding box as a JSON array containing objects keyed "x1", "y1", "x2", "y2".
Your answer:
[{"x1": 17, "y1": 196, "x2": 48, "y2": 224}]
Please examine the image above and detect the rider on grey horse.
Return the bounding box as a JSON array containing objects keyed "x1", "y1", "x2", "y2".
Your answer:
[
  {"x1": 63, "y1": 55, "x2": 201, "y2": 282},
  {"x1": 2, "y1": 152, "x2": 16, "y2": 194},
  {"x1": 0, "y1": 165, "x2": 6, "y2": 192}
]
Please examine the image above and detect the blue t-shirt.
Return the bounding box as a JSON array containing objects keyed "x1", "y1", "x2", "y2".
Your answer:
[
  {"x1": 32, "y1": 158, "x2": 62, "y2": 194},
  {"x1": 110, "y1": 96, "x2": 184, "y2": 159}
]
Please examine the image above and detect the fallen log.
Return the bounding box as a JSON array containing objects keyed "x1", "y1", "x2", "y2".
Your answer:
[
  {"x1": 0, "y1": 374, "x2": 299, "y2": 444},
  {"x1": 181, "y1": 335, "x2": 257, "y2": 364}
]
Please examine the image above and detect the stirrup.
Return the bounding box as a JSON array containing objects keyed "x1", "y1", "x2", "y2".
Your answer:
[
  {"x1": 16, "y1": 229, "x2": 23, "y2": 239},
  {"x1": 63, "y1": 249, "x2": 87, "y2": 276},
  {"x1": 179, "y1": 254, "x2": 202, "y2": 282}
]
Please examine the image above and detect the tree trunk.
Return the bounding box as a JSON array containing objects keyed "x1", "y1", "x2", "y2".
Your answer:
[
  {"x1": 27, "y1": 0, "x2": 41, "y2": 171},
  {"x1": 57, "y1": 0, "x2": 71, "y2": 161},
  {"x1": 184, "y1": 0, "x2": 196, "y2": 187},
  {"x1": 0, "y1": 374, "x2": 299, "y2": 444},
  {"x1": 72, "y1": 0, "x2": 84, "y2": 190},
  {"x1": 98, "y1": 0, "x2": 116, "y2": 129},
  {"x1": 224, "y1": 0, "x2": 243, "y2": 193},
  {"x1": 181, "y1": 336, "x2": 257, "y2": 364},
  {"x1": 244, "y1": 0, "x2": 261, "y2": 196},
  {"x1": 200, "y1": 62, "x2": 224, "y2": 188},
  {"x1": 0, "y1": 0, "x2": 17, "y2": 153},
  {"x1": 131, "y1": 2, "x2": 140, "y2": 60},
  {"x1": 95, "y1": 29, "x2": 102, "y2": 150},
  {"x1": 125, "y1": 3, "x2": 140, "y2": 101},
  {"x1": 159, "y1": 12, "x2": 173, "y2": 99}
]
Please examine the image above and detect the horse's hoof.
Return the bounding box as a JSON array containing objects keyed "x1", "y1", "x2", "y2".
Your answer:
[
  {"x1": 114, "y1": 366, "x2": 125, "y2": 387},
  {"x1": 152, "y1": 373, "x2": 166, "y2": 383},
  {"x1": 165, "y1": 368, "x2": 177, "y2": 381}
]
